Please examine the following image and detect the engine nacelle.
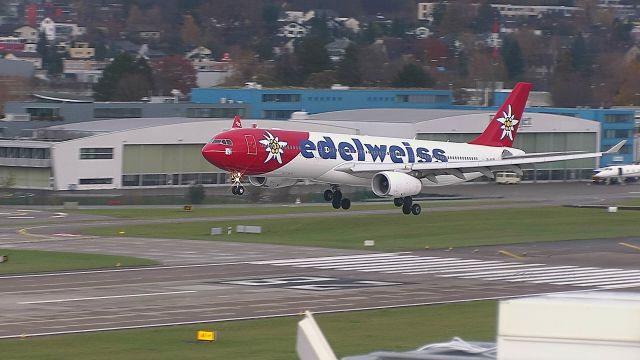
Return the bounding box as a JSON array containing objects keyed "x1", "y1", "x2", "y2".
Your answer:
[
  {"x1": 371, "y1": 171, "x2": 422, "y2": 197},
  {"x1": 248, "y1": 176, "x2": 298, "y2": 188}
]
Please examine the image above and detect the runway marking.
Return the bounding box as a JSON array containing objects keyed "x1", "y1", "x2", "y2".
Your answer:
[
  {"x1": 0, "y1": 261, "x2": 248, "y2": 280},
  {"x1": 0, "y1": 288, "x2": 607, "y2": 339},
  {"x1": 252, "y1": 253, "x2": 640, "y2": 290},
  {"x1": 8, "y1": 216, "x2": 35, "y2": 219},
  {"x1": 18, "y1": 290, "x2": 197, "y2": 304},
  {"x1": 221, "y1": 276, "x2": 402, "y2": 291}
]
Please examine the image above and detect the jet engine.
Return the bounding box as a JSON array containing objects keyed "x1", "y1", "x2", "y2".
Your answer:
[
  {"x1": 371, "y1": 171, "x2": 422, "y2": 197},
  {"x1": 248, "y1": 176, "x2": 298, "y2": 188}
]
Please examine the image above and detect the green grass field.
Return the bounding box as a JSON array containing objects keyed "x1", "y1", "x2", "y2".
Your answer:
[
  {"x1": 0, "y1": 249, "x2": 157, "y2": 274},
  {"x1": 618, "y1": 198, "x2": 640, "y2": 206},
  {"x1": 67, "y1": 199, "x2": 515, "y2": 219},
  {"x1": 83, "y1": 206, "x2": 640, "y2": 251},
  {"x1": 0, "y1": 301, "x2": 497, "y2": 360}
]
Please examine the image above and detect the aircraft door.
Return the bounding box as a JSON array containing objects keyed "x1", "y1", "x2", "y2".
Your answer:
[
  {"x1": 618, "y1": 167, "x2": 623, "y2": 176},
  {"x1": 245, "y1": 135, "x2": 257, "y2": 155}
]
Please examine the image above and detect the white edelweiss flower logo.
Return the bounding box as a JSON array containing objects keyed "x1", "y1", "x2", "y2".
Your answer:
[
  {"x1": 496, "y1": 104, "x2": 519, "y2": 141},
  {"x1": 259, "y1": 131, "x2": 287, "y2": 164}
]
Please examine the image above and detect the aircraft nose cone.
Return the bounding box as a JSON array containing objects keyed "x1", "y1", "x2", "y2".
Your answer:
[{"x1": 201, "y1": 143, "x2": 220, "y2": 166}]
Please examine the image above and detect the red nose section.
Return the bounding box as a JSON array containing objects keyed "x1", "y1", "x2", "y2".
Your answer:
[
  {"x1": 202, "y1": 129, "x2": 310, "y2": 175},
  {"x1": 201, "y1": 142, "x2": 231, "y2": 170}
]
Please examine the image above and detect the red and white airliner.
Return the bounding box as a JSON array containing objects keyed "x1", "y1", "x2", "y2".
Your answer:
[{"x1": 201, "y1": 82, "x2": 624, "y2": 215}]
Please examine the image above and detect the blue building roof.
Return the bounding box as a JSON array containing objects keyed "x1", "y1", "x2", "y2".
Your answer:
[{"x1": 191, "y1": 87, "x2": 452, "y2": 119}]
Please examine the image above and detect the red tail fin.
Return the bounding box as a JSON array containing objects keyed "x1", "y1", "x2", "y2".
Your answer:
[
  {"x1": 468, "y1": 82, "x2": 531, "y2": 147},
  {"x1": 232, "y1": 115, "x2": 242, "y2": 128}
]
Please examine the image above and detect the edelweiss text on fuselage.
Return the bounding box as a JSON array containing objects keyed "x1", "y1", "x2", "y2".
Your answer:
[{"x1": 298, "y1": 137, "x2": 448, "y2": 163}]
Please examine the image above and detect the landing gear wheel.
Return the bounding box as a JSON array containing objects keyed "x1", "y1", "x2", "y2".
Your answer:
[
  {"x1": 411, "y1": 203, "x2": 421, "y2": 215},
  {"x1": 231, "y1": 186, "x2": 238, "y2": 195},
  {"x1": 403, "y1": 196, "x2": 412, "y2": 208},
  {"x1": 237, "y1": 186, "x2": 245, "y2": 195},
  {"x1": 323, "y1": 189, "x2": 333, "y2": 201},
  {"x1": 393, "y1": 198, "x2": 404, "y2": 207},
  {"x1": 332, "y1": 197, "x2": 342, "y2": 209},
  {"x1": 333, "y1": 190, "x2": 342, "y2": 203},
  {"x1": 341, "y1": 198, "x2": 351, "y2": 210},
  {"x1": 402, "y1": 203, "x2": 412, "y2": 215}
]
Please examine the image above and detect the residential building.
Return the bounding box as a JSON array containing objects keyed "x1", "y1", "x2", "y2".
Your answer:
[
  {"x1": 278, "y1": 22, "x2": 308, "y2": 38},
  {"x1": 39, "y1": 18, "x2": 85, "y2": 42},
  {"x1": 68, "y1": 42, "x2": 95, "y2": 59},
  {"x1": 417, "y1": 3, "x2": 436, "y2": 21},
  {"x1": 325, "y1": 38, "x2": 354, "y2": 62},
  {"x1": 13, "y1": 25, "x2": 38, "y2": 43},
  {"x1": 62, "y1": 59, "x2": 107, "y2": 83},
  {"x1": 0, "y1": 36, "x2": 24, "y2": 53}
]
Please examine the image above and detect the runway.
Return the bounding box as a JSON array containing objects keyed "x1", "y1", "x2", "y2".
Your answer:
[{"x1": 0, "y1": 182, "x2": 639, "y2": 338}]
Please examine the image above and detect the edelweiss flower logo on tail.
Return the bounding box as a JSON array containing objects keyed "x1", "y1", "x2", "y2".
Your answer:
[
  {"x1": 259, "y1": 131, "x2": 287, "y2": 164},
  {"x1": 496, "y1": 104, "x2": 519, "y2": 141}
]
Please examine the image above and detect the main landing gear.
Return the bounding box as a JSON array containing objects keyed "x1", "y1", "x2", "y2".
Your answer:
[
  {"x1": 393, "y1": 196, "x2": 421, "y2": 215},
  {"x1": 230, "y1": 171, "x2": 245, "y2": 196},
  {"x1": 323, "y1": 186, "x2": 351, "y2": 210}
]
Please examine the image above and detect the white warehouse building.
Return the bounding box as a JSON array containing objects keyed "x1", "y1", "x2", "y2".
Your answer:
[{"x1": 0, "y1": 109, "x2": 600, "y2": 190}]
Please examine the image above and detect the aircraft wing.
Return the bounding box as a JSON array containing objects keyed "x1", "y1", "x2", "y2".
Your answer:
[{"x1": 334, "y1": 140, "x2": 626, "y2": 181}]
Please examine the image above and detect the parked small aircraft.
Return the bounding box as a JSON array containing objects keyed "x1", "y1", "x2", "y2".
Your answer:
[{"x1": 593, "y1": 164, "x2": 640, "y2": 184}]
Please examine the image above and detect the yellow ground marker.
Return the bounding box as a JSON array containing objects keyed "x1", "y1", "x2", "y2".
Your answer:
[
  {"x1": 196, "y1": 330, "x2": 216, "y2": 342},
  {"x1": 619, "y1": 242, "x2": 640, "y2": 252},
  {"x1": 498, "y1": 250, "x2": 525, "y2": 261}
]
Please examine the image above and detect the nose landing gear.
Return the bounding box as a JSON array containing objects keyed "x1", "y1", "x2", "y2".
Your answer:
[
  {"x1": 394, "y1": 196, "x2": 421, "y2": 215},
  {"x1": 323, "y1": 186, "x2": 351, "y2": 210},
  {"x1": 231, "y1": 185, "x2": 245, "y2": 195},
  {"x1": 230, "y1": 171, "x2": 245, "y2": 196}
]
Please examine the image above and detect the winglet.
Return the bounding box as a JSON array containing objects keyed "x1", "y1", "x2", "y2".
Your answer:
[
  {"x1": 232, "y1": 115, "x2": 242, "y2": 128},
  {"x1": 605, "y1": 140, "x2": 626, "y2": 154}
]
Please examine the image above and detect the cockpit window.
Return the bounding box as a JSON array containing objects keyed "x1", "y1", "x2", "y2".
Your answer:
[{"x1": 209, "y1": 139, "x2": 233, "y2": 145}]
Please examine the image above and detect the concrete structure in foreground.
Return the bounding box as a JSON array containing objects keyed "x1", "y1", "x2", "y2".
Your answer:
[{"x1": 0, "y1": 108, "x2": 601, "y2": 190}]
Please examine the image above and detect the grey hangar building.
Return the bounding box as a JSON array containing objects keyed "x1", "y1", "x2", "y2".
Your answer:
[{"x1": 0, "y1": 101, "x2": 606, "y2": 190}]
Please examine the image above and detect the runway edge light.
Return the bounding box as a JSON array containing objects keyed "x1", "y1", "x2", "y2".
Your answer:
[{"x1": 196, "y1": 330, "x2": 216, "y2": 342}]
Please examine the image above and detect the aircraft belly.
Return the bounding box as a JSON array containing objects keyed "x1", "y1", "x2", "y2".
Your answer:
[
  {"x1": 261, "y1": 156, "x2": 335, "y2": 179},
  {"x1": 316, "y1": 170, "x2": 371, "y2": 186}
]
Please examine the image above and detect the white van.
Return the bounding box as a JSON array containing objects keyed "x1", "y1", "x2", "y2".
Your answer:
[{"x1": 495, "y1": 172, "x2": 520, "y2": 184}]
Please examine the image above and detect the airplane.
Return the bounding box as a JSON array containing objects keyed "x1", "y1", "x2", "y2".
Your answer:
[
  {"x1": 592, "y1": 164, "x2": 640, "y2": 184},
  {"x1": 201, "y1": 82, "x2": 625, "y2": 215}
]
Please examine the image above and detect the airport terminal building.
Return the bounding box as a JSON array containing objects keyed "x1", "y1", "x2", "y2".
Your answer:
[
  {"x1": 0, "y1": 87, "x2": 635, "y2": 190},
  {"x1": 0, "y1": 109, "x2": 602, "y2": 190}
]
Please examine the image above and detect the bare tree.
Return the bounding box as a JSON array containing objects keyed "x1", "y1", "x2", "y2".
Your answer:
[{"x1": 613, "y1": 60, "x2": 640, "y2": 106}]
